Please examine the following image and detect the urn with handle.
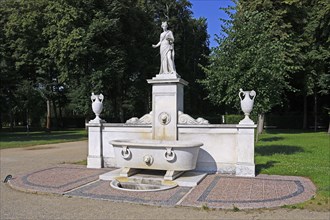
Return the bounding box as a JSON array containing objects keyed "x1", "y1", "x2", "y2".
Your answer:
[
  {"x1": 90, "y1": 93, "x2": 105, "y2": 123},
  {"x1": 239, "y1": 89, "x2": 256, "y2": 124}
]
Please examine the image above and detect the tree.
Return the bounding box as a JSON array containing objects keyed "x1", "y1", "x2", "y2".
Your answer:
[
  {"x1": 302, "y1": 0, "x2": 330, "y2": 131},
  {"x1": 0, "y1": 0, "x2": 17, "y2": 129},
  {"x1": 14, "y1": 80, "x2": 44, "y2": 129},
  {"x1": 1, "y1": 0, "x2": 51, "y2": 129},
  {"x1": 41, "y1": 0, "x2": 161, "y2": 122},
  {"x1": 201, "y1": 1, "x2": 300, "y2": 135},
  {"x1": 0, "y1": 0, "x2": 210, "y2": 127}
]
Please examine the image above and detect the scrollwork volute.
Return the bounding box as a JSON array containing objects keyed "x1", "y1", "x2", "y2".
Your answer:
[{"x1": 178, "y1": 111, "x2": 209, "y2": 125}]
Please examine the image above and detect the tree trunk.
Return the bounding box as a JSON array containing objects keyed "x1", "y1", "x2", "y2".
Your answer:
[
  {"x1": 52, "y1": 100, "x2": 58, "y2": 129},
  {"x1": 10, "y1": 111, "x2": 14, "y2": 131},
  {"x1": 0, "y1": 111, "x2": 2, "y2": 130},
  {"x1": 26, "y1": 109, "x2": 29, "y2": 135},
  {"x1": 58, "y1": 104, "x2": 63, "y2": 128},
  {"x1": 117, "y1": 83, "x2": 124, "y2": 122},
  {"x1": 256, "y1": 113, "x2": 265, "y2": 142},
  {"x1": 119, "y1": 100, "x2": 124, "y2": 123},
  {"x1": 85, "y1": 118, "x2": 88, "y2": 131},
  {"x1": 303, "y1": 94, "x2": 308, "y2": 129},
  {"x1": 313, "y1": 92, "x2": 317, "y2": 132},
  {"x1": 46, "y1": 99, "x2": 51, "y2": 132}
]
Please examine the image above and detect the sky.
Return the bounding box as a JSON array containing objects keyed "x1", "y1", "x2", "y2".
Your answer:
[{"x1": 191, "y1": 0, "x2": 235, "y2": 48}]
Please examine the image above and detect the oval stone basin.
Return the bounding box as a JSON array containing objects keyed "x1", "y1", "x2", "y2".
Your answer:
[
  {"x1": 110, "y1": 177, "x2": 177, "y2": 192},
  {"x1": 111, "y1": 139, "x2": 203, "y2": 173}
]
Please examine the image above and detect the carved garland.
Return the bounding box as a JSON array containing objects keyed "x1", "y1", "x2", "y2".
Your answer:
[
  {"x1": 126, "y1": 111, "x2": 209, "y2": 125},
  {"x1": 125, "y1": 112, "x2": 153, "y2": 125},
  {"x1": 178, "y1": 111, "x2": 209, "y2": 125}
]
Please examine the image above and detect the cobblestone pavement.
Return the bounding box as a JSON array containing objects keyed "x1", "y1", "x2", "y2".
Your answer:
[
  {"x1": 1, "y1": 141, "x2": 329, "y2": 219},
  {"x1": 8, "y1": 164, "x2": 315, "y2": 209}
]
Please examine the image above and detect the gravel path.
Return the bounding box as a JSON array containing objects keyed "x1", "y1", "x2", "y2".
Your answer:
[{"x1": 1, "y1": 141, "x2": 329, "y2": 220}]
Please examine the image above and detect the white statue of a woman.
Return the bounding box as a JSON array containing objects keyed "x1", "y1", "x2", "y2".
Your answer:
[{"x1": 152, "y1": 21, "x2": 176, "y2": 75}]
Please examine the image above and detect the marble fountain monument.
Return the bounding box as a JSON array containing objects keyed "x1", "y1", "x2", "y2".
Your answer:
[{"x1": 86, "y1": 21, "x2": 257, "y2": 191}]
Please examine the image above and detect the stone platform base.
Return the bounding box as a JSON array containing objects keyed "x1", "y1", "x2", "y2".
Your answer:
[
  {"x1": 8, "y1": 164, "x2": 316, "y2": 209},
  {"x1": 99, "y1": 168, "x2": 207, "y2": 187}
]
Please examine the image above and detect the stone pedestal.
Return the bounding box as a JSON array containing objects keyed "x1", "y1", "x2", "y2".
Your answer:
[
  {"x1": 236, "y1": 124, "x2": 256, "y2": 177},
  {"x1": 87, "y1": 123, "x2": 103, "y2": 168},
  {"x1": 147, "y1": 77, "x2": 188, "y2": 140}
]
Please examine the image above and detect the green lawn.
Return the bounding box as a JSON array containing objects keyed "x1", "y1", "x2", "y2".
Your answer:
[
  {"x1": 256, "y1": 130, "x2": 330, "y2": 210},
  {"x1": 0, "y1": 129, "x2": 87, "y2": 149}
]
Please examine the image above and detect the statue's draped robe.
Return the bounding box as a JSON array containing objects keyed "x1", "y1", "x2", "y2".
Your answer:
[{"x1": 159, "y1": 30, "x2": 176, "y2": 74}]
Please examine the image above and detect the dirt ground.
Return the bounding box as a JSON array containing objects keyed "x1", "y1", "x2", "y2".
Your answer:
[{"x1": 1, "y1": 141, "x2": 329, "y2": 220}]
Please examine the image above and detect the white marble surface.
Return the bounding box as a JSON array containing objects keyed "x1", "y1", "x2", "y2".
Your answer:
[
  {"x1": 87, "y1": 122, "x2": 256, "y2": 176},
  {"x1": 87, "y1": 78, "x2": 256, "y2": 177},
  {"x1": 152, "y1": 21, "x2": 177, "y2": 75},
  {"x1": 147, "y1": 78, "x2": 187, "y2": 140},
  {"x1": 112, "y1": 140, "x2": 201, "y2": 171}
]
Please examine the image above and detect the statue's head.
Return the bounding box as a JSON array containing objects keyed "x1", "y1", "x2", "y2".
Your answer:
[{"x1": 161, "y1": 21, "x2": 168, "y2": 28}]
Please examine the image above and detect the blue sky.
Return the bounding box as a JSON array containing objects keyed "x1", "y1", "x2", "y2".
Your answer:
[{"x1": 191, "y1": 0, "x2": 235, "y2": 48}]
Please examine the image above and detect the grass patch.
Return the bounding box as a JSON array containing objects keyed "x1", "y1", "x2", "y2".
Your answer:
[
  {"x1": 256, "y1": 130, "x2": 330, "y2": 210},
  {"x1": 0, "y1": 129, "x2": 87, "y2": 149},
  {"x1": 232, "y1": 205, "x2": 240, "y2": 212},
  {"x1": 201, "y1": 204, "x2": 210, "y2": 211},
  {"x1": 72, "y1": 159, "x2": 87, "y2": 165}
]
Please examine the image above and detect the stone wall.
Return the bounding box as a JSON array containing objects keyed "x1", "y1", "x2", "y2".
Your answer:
[{"x1": 87, "y1": 122, "x2": 256, "y2": 177}]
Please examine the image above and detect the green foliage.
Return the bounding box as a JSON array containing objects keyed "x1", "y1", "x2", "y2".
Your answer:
[
  {"x1": 201, "y1": 1, "x2": 299, "y2": 115},
  {"x1": 224, "y1": 114, "x2": 242, "y2": 124},
  {"x1": 201, "y1": 0, "x2": 329, "y2": 124},
  {"x1": 224, "y1": 114, "x2": 257, "y2": 124},
  {"x1": 303, "y1": 0, "x2": 330, "y2": 96},
  {"x1": 0, "y1": 0, "x2": 210, "y2": 125}
]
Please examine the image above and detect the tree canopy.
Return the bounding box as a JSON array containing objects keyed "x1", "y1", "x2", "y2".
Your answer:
[
  {"x1": 201, "y1": 0, "x2": 329, "y2": 130},
  {"x1": 0, "y1": 0, "x2": 210, "y2": 128},
  {"x1": 1, "y1": 0, "x2": 328, "y2": 130}
]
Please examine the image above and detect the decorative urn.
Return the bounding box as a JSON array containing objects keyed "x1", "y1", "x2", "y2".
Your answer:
[
  {"x1": 90, "y1": 93, "x2": 105, "y2": 123},
  {"x1": 239, "y1": 88, "x2": 256, "y2": 124}
]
